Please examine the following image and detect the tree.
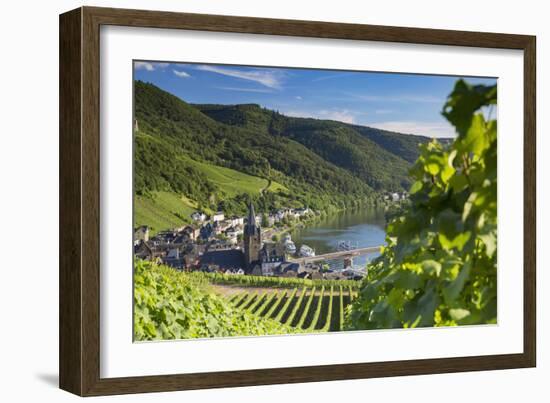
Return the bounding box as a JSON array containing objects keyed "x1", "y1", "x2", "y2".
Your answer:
[{"x1": 346, "y1": 80, "x2": 497, "y2": 330}]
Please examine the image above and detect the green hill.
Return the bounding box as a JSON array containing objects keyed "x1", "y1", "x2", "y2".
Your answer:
[
  {"x1": 134, "y1": 191, "x2": 197, "y2": 234},
  {"x1": 195, "y1": 103, "x2": 432, "y2": 190},
  {"x1": 133, "y1": 80, "x2": 430, "y2": 231},
  {"x1": 181, "y1": 155, "x2": 287, "y2": 197}
]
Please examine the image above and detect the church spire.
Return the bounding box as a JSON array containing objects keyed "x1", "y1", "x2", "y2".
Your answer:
[
  {"x1": 244, "y1": 201, "x2": 261, "y2": 269},
  {"x1": 247, "y1": 201, "x2": 257, "y2": 231}
]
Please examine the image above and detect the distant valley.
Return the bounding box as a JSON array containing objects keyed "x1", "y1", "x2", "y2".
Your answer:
[{"x1": 134, "y1": 80, "x2": 433, "y2": 233}]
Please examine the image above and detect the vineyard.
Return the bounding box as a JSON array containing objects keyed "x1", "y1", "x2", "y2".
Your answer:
[
  {"x1": 134, "y1": 260, "x2": 300, "y2": 340},
  {"x1": 134, "y1": 259, "x2": 361, "y2": 340},
  {"x1": 227, "y1": 285, "x2": 357, "y2": 332},
  {"x1": 190, "y1": 271, "x2": 361, "y2": 290}
]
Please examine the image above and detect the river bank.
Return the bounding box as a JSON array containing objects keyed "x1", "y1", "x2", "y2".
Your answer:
[{"x1": 289, "y1": 207, "x2": 387, "y2": 269}]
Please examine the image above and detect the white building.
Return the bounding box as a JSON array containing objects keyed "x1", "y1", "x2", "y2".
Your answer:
[
  {"x1": 190, "y1": 212, "x2": 206, "y2": 222},
  {"x1": 212, "y1": 212, "x2": 225, "y2": 222},
  {"x1": 230, "y1": 216, "x2": 244, "y2": 226},
  {"x1": 294, "y1": 207, "x2": 310, "y2": 216}
]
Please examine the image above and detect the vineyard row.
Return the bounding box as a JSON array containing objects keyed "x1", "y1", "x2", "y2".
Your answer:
[{"x1": 229, "y1": 286, "x2": 357, "y2": 332}]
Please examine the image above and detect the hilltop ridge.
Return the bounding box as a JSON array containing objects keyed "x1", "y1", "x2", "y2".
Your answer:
[{"x1": 134, "y1": 80, "x2": 434, "y2": 231}]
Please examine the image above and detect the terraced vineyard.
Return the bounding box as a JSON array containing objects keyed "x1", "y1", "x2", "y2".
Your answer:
[
  {"x1": 194, "y1": 271, "x2": 360, "y2": 289},
  {"x1": 227, "y1": 286, "x2": 357, "y2": 332}
]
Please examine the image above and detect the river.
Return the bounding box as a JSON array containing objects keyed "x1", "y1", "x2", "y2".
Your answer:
[{"x1": 290, "y1": 207, "x2": 387, "y2": 270}]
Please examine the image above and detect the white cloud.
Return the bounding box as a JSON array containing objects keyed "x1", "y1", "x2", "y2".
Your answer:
[
  {"x1": 216, "y1": 86, "x2": 273, "y2": 93},
  {"x1": 351, "y1": 93, "x2": 443, "y2": 104},
  {"x1": 295, "y1": 96, "x2": 303, "y2": 100},
  {"x1": 173, "y1": 69, "x2": 190, "y2": 78},
  {"x1": 374, "y1": 109, "x2": 393, "y2": 115},
  {"x1": 196, "y1": 65, "x2": 283, "y2": 89},
  {"x1": 367, "y1": 121, "x2": 456, "y2": 138},
  {"x1": 311, "y1": 72, "x2": 354, "y2": 82},
  {"x1": 135, "y1": 62, "x2": 169, "y2": 71},
  {"x1": 320, "y1": 110, "x2": 356, "y2": 124}
]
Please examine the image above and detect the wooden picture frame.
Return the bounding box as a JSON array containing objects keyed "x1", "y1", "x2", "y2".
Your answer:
[{"x1": 59, "y1": 6, "x2": 536, "y2": 396}]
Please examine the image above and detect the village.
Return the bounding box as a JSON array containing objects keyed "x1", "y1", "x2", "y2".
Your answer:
[{"x1": 134, "y1": 203, "x2": 366, "y2": 281}]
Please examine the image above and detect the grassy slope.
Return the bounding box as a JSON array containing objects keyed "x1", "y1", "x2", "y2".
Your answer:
[
  {"x1": 135, "y1": 191, "x2": 196, "y2": 234},
  {"x1": 181, "y1": 156, "x2": 287, "y2": 197},
  {"x1": 135, "y1": 159, "x2": 287, "y2": 233}
]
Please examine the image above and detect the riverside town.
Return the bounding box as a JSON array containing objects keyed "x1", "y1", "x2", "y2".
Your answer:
[
  {"x1": 134, "y1": 200, "x2": 400, "y2": 281},
  {"x1": 132, "y1": 61, "x2": 498, "y2": 340}
]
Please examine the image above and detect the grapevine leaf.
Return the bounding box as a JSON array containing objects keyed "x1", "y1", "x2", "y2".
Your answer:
[
  {"x1": 442, "y1": 261, "x2": 471, "y2": 304},
  {"x1": 449, "y1": 308, "x2": 471, "y2": 321}
]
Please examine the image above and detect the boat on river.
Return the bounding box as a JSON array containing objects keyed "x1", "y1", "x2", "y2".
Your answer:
[
  {"x1": 299, "y1": 244, "x2": 316, "y2": 257},
  {"x1": 282, "y1": 233, "x2": 297, "y2": 254},
  {"x1": 285, "y1": 241, "x2": 296, "y2": 254}
]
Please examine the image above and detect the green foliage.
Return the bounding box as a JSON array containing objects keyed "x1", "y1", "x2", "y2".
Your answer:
[
  {"x1": 227, "y1": 285, "x2": 354, "y2": 333},
  {"x1": 134, "y1": 191, "x2": 197, "y2": 235},
  {"x1": 351, "y1": 125, "x2": 436, "y2": 164},
  {"x1": 194, "y1": 271, "x2": 360, "y2": 289},
  {"x1": 279, "y1": 119, "x2": 416, "y2": 191},
  {"x1": 199, "y1": 103, "x2": 432, "y2": 191},
  {"x1": 181, "y1": 155, "x2": 287, "y2": 198},
  {"x1": 307, "y1": 287, "x2": 326, "y2": 331},
  {"x1": 284, "y1": 287, "x2": 308, "y2": 325},
  {"x1": 321, "y1": 286, "x2": 335, "y2": 331},
  {"x1": 295, "y1": 287, "x2": 316, "y2": 329},
  {"x1": 347, "y1": 80, "x2": 497, "y2": 330},
  {"x1": 134, "y1": 80, "x2": 429, "y2": 228},
  {"x1": 274, "y1": 288, "x2": 298, "y2": 322},
  {"x1": 339, "y1": 286, "x2": 345, "y2": 331},
  {"x1": 134, "y1": 132, "x2": 216, "y2": 204},
  {"x1": 134, "y1": 260, "x2": 298, "y2": 340}
]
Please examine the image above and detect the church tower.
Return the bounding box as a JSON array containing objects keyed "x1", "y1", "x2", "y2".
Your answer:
[{"x1": 243, "y1": 201, "x2": 261, "y2": 269}]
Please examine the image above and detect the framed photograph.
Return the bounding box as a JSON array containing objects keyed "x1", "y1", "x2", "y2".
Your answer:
[{"x1": 59, "y1": 6, "x2": 536, "y2": 396}]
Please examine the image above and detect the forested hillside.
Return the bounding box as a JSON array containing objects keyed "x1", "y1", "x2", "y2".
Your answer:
[
  {"x1": 134, "y1": 80, "x2": 433, "y2": 231},
  {"x1": 196, "y1": 103, "x2": 431, "y2": 190}
]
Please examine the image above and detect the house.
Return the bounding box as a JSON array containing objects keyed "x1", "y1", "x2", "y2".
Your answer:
[
  {"x1": 218, "y1": 219, "x2": 233, "y2": 232},
  {"x1": 294, "y1": 207, "x2": 310, "y2": 217},
  {"x1": 287, "y1": 209, "x2": 297, "y2": 219},
  {"x1": 260, "y1": 242, "x2": 286, "y2": 275},
  {"x1": 200, "y1": 249, "x2": 245, "y2": 271},
  {"x1": 200, "y1": 223, "x2": 214, "y2": 240},
  {"x1": 212, "y1": 211, "x2": 225, "y2": 222},
  {"x1": 172, "y1": 233, "x2": 189, "y2": 245},
  {"x1": 133, "y1": 225, "x2": 149, "y2": 245},
  {"x1": 182, "y1": 225, "x2": 200, "y2": 241},
  {"x1": 163, "y1": 248, "x2": 185, "y2": 270},
  {"x1": 230, "y1": 216, "x2": 244, "y2": 226},
  {"x1": 275, "y1": 210, "x2": 286, "y2": 221},
  {"x1": 224, "y1": 226, "x2": 241, "y2": 245},
  {"x1": 134, "y1": 240, "x2": 163, "y2": 262},
  {"x1": 273, "y1": 262, "x2": 301, "y2": 276},
  {"x1": 212, "y1": 221, "x2": 223, "y2": 235},
  {"x1": 190, "y1": 211, "x2": 207, "y2": 222},
  {"x1": 155, "y1": 230, "x2": 178, "y2": 245}
]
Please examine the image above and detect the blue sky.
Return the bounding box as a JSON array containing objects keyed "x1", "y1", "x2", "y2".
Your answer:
[{"x1": 134, "y1": 61, "x2": 496, "y2": 138}]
